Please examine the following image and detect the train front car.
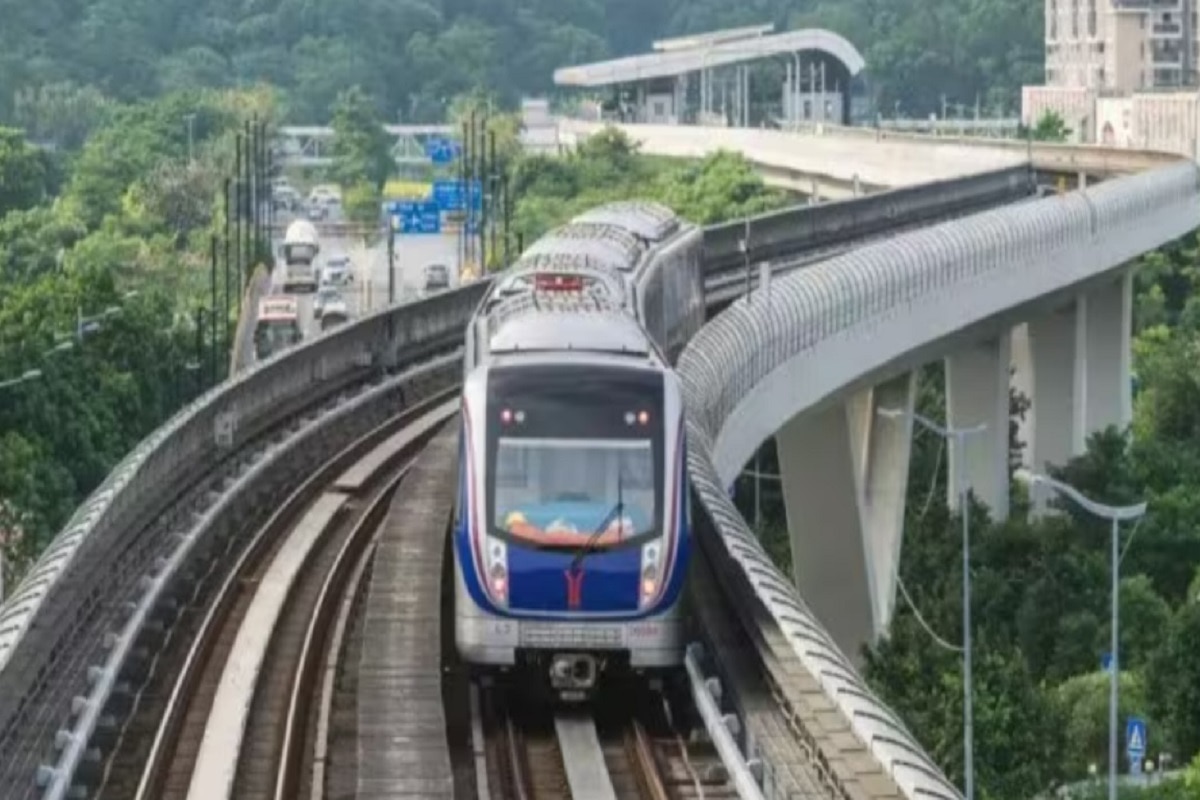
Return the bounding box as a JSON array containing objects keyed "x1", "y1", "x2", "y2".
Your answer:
[{"x1": 455, "y1": 292, "x2": 689, "y2": 701}]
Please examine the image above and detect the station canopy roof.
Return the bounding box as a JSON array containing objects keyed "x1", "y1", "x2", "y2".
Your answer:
[{"x1": 554, "y1": 25, "x2": 867, "y2": 88}]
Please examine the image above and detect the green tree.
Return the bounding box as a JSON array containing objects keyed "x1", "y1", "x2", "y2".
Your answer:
[
  {"x1": 12, "y1": 81, "x2": 114, "y2": 150},
  {"x1": 329, "y1": 86, "x2": 394, "y2": 191},
  {"x1": 1028, "y1": 110, "x2": 1072, "y2": 142},
  {"x1": 343, "y1": 180, "x2": 383, "y2": 226},
  {"x1": 0, "y1": 128, "x2": 54, "y2": 216},
  {"x1": 1057, "y1": 671, "x2": 1153, "y2": 778},
  {"x1": 1148, "y1": 600, "x2": 1200, "y2": 758},
  {"x1": 0, "y1": 88, "x2": 270, "y2": 584}
]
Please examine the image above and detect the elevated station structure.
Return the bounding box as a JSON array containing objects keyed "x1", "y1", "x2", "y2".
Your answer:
[{"x1": 553, "y1": 23, "x2": 867, "y2": 127}]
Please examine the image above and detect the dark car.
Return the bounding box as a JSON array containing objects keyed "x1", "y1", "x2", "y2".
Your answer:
[{"x1": 424, "y1": 263, "x2": 451, "y2": 291}]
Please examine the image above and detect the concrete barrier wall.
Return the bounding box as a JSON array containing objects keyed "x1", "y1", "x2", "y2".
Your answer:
[{"x1": 702, "y1": 164, "x2": 1035, "y2": 273}]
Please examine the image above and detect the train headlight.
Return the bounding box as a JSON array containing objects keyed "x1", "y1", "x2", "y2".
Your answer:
[
  {"x1": 639, "y1": 542, "x2": 662, "y2": 607},
  {"x1": 485, "y1": 537, "x2": 509, "y2": 605}
]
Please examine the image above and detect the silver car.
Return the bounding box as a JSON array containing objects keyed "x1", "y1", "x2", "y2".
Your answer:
[{"x1": 313, "y1": 286, "x2": 343, "y2": 319}]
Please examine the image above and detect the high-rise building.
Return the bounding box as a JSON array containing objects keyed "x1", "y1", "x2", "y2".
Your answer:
[
  {"x1": 1028, "y1": 0, "x2": 1200, "y2": 158},
  {"x1": 1044, "y1": 0, "x2": 1197, "y2": 91}
]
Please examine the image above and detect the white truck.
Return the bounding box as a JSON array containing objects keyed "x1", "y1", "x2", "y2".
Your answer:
[{"x1": 281, "y1": 219, "x2": 320, "y2": 292}]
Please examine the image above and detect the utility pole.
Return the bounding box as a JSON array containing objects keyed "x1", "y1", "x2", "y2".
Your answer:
[
  {"x1": 243, "y1": 120, "x2": 252, "y2": 273},
  {"x1": 234, "y1": 134, "x2": 243, "y2": 293},
  {"x1": 502, "y1": 173, "x2": 512, "y2": 264},
  {"x1": 387, "y1": 220, "x2": 396, "y2": 306},
  {"x1": 224, "y1": 178, "x2": 234, "y2": 311},
  {"x1": 184, "y1": 113, "x2": 196, "y2": 163},
  {"x1": 194, "y1": 308, "x2": 207, "y2": 394},
  {"x1": 479, "y1": 116, "x2": 488, "y2": 270},
  {"x1": 210, "y1": 236, "x2": 218, "y2": 385},
  {"x1": 459, "y1": 120, "x2": 468, "y2": 273},
  {"x1": 488, "y1": 128, "x2": 498, "y2": 269},
  {"x1": 253, "y1": 119, "x2": 262, "y2": 258},
  {"x1": 741, "y1": 218, "x2": 752, "y2": 303},
  {"x1": 468, "y1": 110, "x2": 477, "y2": 265},
  {"x1": 219, "y1": 230, "x2": 229, "y2": 369}
]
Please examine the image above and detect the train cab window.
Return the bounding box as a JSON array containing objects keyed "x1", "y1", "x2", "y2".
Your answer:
[
  {"x1": 496, "y1": 444, "x2": 530, "y2": 487},
  {"x1": 618, "y1": 448, "x2": 654, "y2": 489},
  {"x1": 484, "y1": 363, "x2": 665, "y2": 551}
]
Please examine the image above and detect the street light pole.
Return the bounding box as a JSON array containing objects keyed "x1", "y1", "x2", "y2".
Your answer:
[
  {"x1": 387, "y1": 217, "x2": 397, "y2": 306},
  {"x1": 879, "y1": 408, "x2": 987, "y2": 800},
  {"x1": 184, "y1": 113, "x2": 195, "y2": 164},
  {"x1": 1017, "y1": 469, "x2": 1146, "y2": 800}
]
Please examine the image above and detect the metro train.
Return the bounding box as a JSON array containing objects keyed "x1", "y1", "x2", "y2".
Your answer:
[{"x1": 454, "y1": 202, "x2": 705, "y2": 699}]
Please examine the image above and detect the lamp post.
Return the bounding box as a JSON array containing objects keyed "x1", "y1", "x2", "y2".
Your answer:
[
  {"x1": 387, "y1": 216, "x2": 396, "y2": 306},
  {"x1": 879, "y1": 407, "x2": 987, "y2": 800},
  {"x1": 1016, "y1": 469, "x2": 1147, "y2": 800}
]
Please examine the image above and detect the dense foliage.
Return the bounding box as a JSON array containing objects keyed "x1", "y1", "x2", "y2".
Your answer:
[
  {"x1": 734, "y1": 233, "x2": 1200, "y2": 798},
  {"x1": 0, "y1": 0, "x2": 1040, "y2": 131},
  {"x1": 509, "y1": 126, "x2": 790, "y2": 244},
  {"x1": 0, "y1": 88, "x2": 271, "y2": 588},
  {"x1": 0, "y1": 85, "x2": 782, "y2": 596}
]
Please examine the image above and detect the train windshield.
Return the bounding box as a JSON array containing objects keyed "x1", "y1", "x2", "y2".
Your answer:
[{"x1": 485, "y1": 363, "x2": 664, "y2": 551}]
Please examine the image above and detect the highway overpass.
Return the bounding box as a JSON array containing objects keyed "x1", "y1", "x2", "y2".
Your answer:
[{"x1": 0, "y1": 123, "x2": 1194, "y2": 800}]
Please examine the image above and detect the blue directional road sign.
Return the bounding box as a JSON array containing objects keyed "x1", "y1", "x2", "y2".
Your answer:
[
  {"x1": 432, "y1": 179, "x2": 483, "y2": 212},
  {"x1": 1126, "y1": 716, "x2": 1147, "y2": 772},
  {"x1": 425, "y1": 137, "x2": 460, "y2": 165},
  {"x1": 1101, "y1": 652, "x2": 1113, "y2": 672},
  {"x1": 392, "y1": 200, "x2": 442, "y2": 235}
]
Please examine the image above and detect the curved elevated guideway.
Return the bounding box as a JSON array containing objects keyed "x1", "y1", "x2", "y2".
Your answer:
[
  {"x1": 557, "y1": 119, "x2": 1184, "y2": 197},
  {"x1": 0, "y1": 118, "x2": 1196, "y2": 800}
]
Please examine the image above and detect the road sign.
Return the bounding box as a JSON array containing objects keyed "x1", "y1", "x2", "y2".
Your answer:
[
  {"x1": 425, "y1": 137, "x2": 459, "y2": 164},
  {"x1": 1101, "y1": 652, "x2": 1113, "y2": 672},
  {"x1": 393, "y1": 200, "x2": 441, "y2": 235},
  {"x1": 1126, "y1": 717, "x2": 1147, "y2": 767},
  {"x1": 432, "y1": 179, "x2": 483, "y2": 212}
]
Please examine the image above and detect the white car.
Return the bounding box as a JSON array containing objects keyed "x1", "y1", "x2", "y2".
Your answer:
[
  {"x1": 308, "y1": 184, "x2": 341, "y2": 204},
  {"x1": 321, "y1": 293, "x2": 348, "y2": 318},
  {"x1": 322, "y1": 256, "x2": 352, "y2": 285},
  {"x1": 313, "y1": 286, "x2": 343, "y2": 319}
]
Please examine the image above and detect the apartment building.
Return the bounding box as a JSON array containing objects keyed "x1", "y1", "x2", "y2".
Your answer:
[
  {"x1": 1045, "y1": 0, "x2": 1196, "y2": 90},
  {"x1": 1025, "y1": 0, "x2": 1200, "y2": 157}
]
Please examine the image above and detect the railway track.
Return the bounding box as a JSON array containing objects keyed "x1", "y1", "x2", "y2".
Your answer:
[
  {"x1": 475, "y1": 679, "x2": 739, "y2": 800},
  {"x1": 94, "y1": 389, "x2": 459, "y2": 800},
  {"x1": 61, "y1": 363, "x2": 807, "y2": 800}
]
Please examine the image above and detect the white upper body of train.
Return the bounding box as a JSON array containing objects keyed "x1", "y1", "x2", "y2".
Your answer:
[{"x1": 466, "y1": 200, "x2": 705, "y2": 372}]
